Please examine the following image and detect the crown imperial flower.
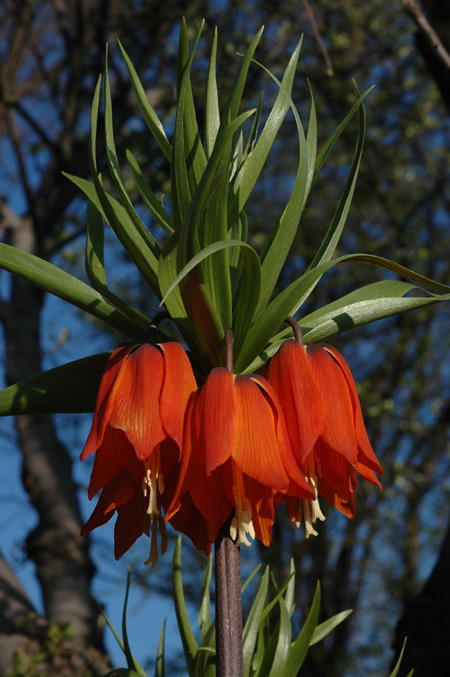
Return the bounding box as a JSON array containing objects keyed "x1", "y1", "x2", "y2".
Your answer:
[
  {"x1": 80, "y1": 341, "x2": 205, "y2": 564},
  {"x1": 167, "y1": 367, "x2": 315, "y2": 548},
  {"x1": 264, "y1": 337, "x2": 383, "y2": 535}
]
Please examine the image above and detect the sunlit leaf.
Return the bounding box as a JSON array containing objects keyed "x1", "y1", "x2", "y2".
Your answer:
[
  {"x1": 310, "y1": 609, "x2": 352, "y2": 645},
  {"x1": 118, "y1": 40, "x2": 171, "y2": 161},
  {"x1": 0, "y1": 243, "x2": 146, "y2": 340},
  {"x1": 0, "y1": 352, "x2": 109, "y2": 416},
  {"x1": 284, "y1": 582, "x2": 321, "y2": 676},
  {"x1": 172, "y1": 537, "x2": 198, "y2": 675}
]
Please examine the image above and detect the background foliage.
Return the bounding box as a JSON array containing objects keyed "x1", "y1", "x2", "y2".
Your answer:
[{"x1": 1, "y1": 1, "x2": 449, "y2": 675}]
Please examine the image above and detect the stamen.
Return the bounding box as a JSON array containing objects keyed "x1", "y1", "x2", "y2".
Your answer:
[
  {"x1": 293, "y1": 470, "x2": 326, "y2": 539},
  {"x1": 230, "y1": 465, "x2": 255, "y2": 547},
  {"x1": 144, "y1": 515, "x2": 168, "y2": 567},
  {"x1": 141, "y1": 455, "x2": 165, "y2": 517}
]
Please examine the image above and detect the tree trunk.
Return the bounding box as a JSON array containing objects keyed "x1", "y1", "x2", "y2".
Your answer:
[{"x1": 0, "y1": 207, "x2": 109, "y2": 674}]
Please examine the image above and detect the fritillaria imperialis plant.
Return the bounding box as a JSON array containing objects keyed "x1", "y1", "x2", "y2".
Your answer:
[{"x1": 0, "y1": 19, "x2": 446, "y2": 676}]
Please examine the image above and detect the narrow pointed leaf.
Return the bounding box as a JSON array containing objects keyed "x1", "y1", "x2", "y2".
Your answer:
[
  {"x1": 256, "y1": 45, "x2": 311, "y2": 315},
  {"x1": 228, "y1": 38, "x2": 303, "y2": 227},
  {"x1": 160, "y1": 239, "x2": 259, "y2": 308},
  {"x1": 236, "y1": 253, "x2": 450, "y2": 372},
  {"x1": 308, "y1": 82, "x2": 367, "y2": 273},
  {"x1": 171, "y1": 20, "x2": 207, "y2": 228},
  {"x1": 85, "y1": 201, "x2": 151, "y2": 329},
  {"x1": 310, "y1": 609, "x2": 352, "y2": 645},
  {"x1": 284, "y1": 582, "x2": 321, "y2": 677},
  {"x1": 154, "y1": 620, "x2": 166, "y2": 677},
  {"x1": 198, "y1": 555, "x2": 213, "y2": 642},
  {"x1": 314, "y1": 84, "x2": 374, "y2": 181},
  {"x1": 205, "y1": 28, "x2": 220, "y2": 157},
  {"x1": 65, "y1": 171, "x2": 160, "y2": 297},
  {"x1": 118, "y1": 40, "x2": 171, "y2": 161},
  {"x1": 0, "y1": 243, "x2": 146, "y2": 340},
  {"x1": 0, "y1": 352, "x2": 109, "y2": 416},
  {"x1": 222, "y1": 27, "x2": 264, "y2": 124},
  {"x1": 255, "y1": 601, "x2": 291, "y2": 677},
  {"x1": 243, "y1": 567, "x2": 270, "y2": 677},
  {"x1": 126, "y1": 150, "x2": 174, "y2": 235},
  {"x1": 86, "y1": 77, "x2": 160, "y2": 294},
  {"x1": 104, "y1": 58, "x2": 163, "y2": 259},
  {"x1": 284, "y1": 560, "x2": 296, "y2": 617},
  {"x1": 123, "y1": 567, "x2": 142, "y2": 673},
  {"x1": 173, "y1": 537, "x2": 198, "y2": 674},
  {"x1": 389, "y1": 639, "x2": 412, "y2": 677}
]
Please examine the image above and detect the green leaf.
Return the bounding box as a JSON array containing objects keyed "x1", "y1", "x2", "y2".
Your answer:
[
  {"x1": 85, "y1": 76, "x2": 161, "y2": 295},
  {"x1": 204, "y1": 27, "x2": 220, "y2": 158},
  {"x1": 284, "y1": 582, "x2": 321, "y2": 677},
  {"x1": 0, "y1": 243, "x2": 147, "y2": 341},
  {"x1": 172, "y1": 537, "x2": 198, "y2": 675},
  {"x1": 243, "y1": 567, "x2": 269, "y2": 677},
  {"x1": 105, "y1": 670, "x2": 146, "y2": 677},
  {"x1": 118, "y1": 40, "x2": 171, "y2": 161},
  {"x1": 255, "y1": 600, "x2": 291, "y2": 677},
  {"x1": 221, "y1": 27, "x2": 264, "y2": 127},
  {"x1": 389, "y1": 638, "x2": 413, "y2": 677},
  {"x1": 154, "y1": 620, "x2": 166, "y2": 677},
  {"x1": 310, "y1": 609, "x2": 352, "y2": 645},
  {"x1": 284, "y1": 560, "x2": 296, "y2": 618},
  {"x1": 160, "y1": 239, "x2": 259, "y2": 311},
  {"x1": 236, "y1": 253, "x2": 450, "y2": 373},
  {"x1": 313, "y1": 83, "x2": 374, "y2": 181},
  {"x1": 255, "y1": 42, "x2": 311, "y2": 316},
  {"x1": 198, "y1": 555, "x2": 213, "y2": 643},
  {"x1": 241, "y1": 563, "x2": 262, "y2": 594},
  {"x1": 228, "y1": 37, "x2": 303, "y2": 229},
  {"x1": 65, "y1": 171, "x2": 160, "y2": 298},
  {"x1": 307, "y1": 82, "x2": 367, "y2": 274},
  {"x1": 122, "y1": 567, "x2": 143, "y2": 673},
  {"x1": 126, "y1": 150, "x2": 174, "y2": 235},
  {"x1": 0, "y1": 352, "x2": 109, "y2": 416},
  {"x1": 160, "y1": 238, "x2": 261, "y2": 369},
  {"x1": 85, "y1": 200, "x2": 151, "y2": 329},
  {"x1": 104, "y1": 55, "x2": 163, "y2": 261},
  {"x1": 171, "y1": 20, "x2": 207, "y2": 228}
]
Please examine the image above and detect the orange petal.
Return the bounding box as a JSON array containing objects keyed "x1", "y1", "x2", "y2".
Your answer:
[
  {"x1": 81, "y1": 468, "x2": 137, "y2": 535},
  {"x1": 242, "y1": 475, "x2": 276, "y2": 547},
  {"x1": 167, "y1": 491, "x2": 212, "y2": 555},
  {"x1": 263, "y1": 340, "x2": 324, "y2": 465},
  {"x1": 307, "y1": 346, "x2": 359, "y2": 466},
  {"x1": 324, "y1": 346, "x2": 382, "y2": 475},
  {"x1": 356, "y1": 461, "x2": 382, "y2": 488},
  {"x1": 114, "y1": 489, "x2": 150, "y2": 559},
  {"x1": 189, "y1": 462, "x2": 233, "y2": 543},
  {"x1": 231, "y1": 376, "x2": 290, "y2": 491},
  {"x1": 165, "y1": 392, "x2": 202, "y2": 521},
  {"x1": 251, "y1": 375, "x2": 316, "y2": 500},
  {"x1": 108, "y1": 343, "x2": 166, "y2": 459},
  {"x1": 81, "y1": 344, "x2": 135, "y2": 460},
  {"x1": 199, "y1": 369, "x2": 238, "y2": 476},
  {"x1": 87, "y1": 426, "x2": 135, "y2": 499},
  {"x1": 313, "y1": 438, "x2": 356, "y2": 500},
  {"x1": 158, "y1": 342, "x2": 197, "y2": 451}
]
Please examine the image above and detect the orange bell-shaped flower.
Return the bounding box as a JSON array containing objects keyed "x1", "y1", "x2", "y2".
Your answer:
[
  {"x1": 264, "y1": 339, "x2": 382, "y2": 535},
  {"x1": 167, "y1": 368, "x2": 315, "y2": 548},
  {"x1": 80, "y1": 341, "x2": 204, "y2": 563}
]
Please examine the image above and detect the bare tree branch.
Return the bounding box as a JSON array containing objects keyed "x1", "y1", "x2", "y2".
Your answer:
[{"x1": 402, "y1": 0, "x2": 450, "y2": 69}]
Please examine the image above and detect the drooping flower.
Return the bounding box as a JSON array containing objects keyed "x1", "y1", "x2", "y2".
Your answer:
[
  {"x1": 263, "y1": 339, "x2": 382, "y2": 536},
  {"x1": 80, "y1": 341, "x2": 207, "y2": 563},
  {"x1": 166, "y1": 367, "x2": 315, "y2": 548}
]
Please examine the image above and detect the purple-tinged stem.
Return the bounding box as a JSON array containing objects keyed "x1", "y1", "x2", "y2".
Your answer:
[{"x1": 215, "y1": 520, "x2": 243, "y2": 677}]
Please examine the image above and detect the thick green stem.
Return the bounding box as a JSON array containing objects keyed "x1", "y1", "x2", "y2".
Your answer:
[{"x1": 215, "y1": 521, "x2": 243, "y2": 677}]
